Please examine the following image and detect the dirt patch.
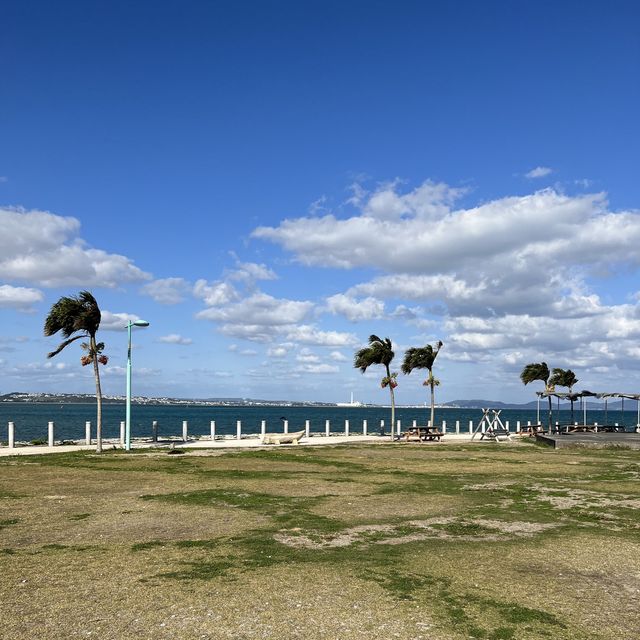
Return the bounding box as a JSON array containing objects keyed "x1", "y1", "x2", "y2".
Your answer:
[
  {"x1": 532, "y1": 486, "x2": 640, "y2": 510},
  {"x1": 275, "y1": 517, "x2": 558, "y2": 549}
]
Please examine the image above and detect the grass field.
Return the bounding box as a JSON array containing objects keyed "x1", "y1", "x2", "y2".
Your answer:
[{"x1": 1, "y1": 441, "x2": 639, "y2": 639}]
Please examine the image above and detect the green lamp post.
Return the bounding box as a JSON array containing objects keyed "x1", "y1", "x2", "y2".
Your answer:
[{"x1": 126, "y1": 319, "x2": 149, "y2": 451}]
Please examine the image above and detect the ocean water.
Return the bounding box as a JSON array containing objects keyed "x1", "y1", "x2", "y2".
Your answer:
[{"x1": 0, "y1": 402, "x2": 638, "y2": 443}]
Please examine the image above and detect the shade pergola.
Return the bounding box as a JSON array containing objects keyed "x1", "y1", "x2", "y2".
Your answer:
[{"x1": 535, "y1": 390, "x2": 640, "y2": 427}]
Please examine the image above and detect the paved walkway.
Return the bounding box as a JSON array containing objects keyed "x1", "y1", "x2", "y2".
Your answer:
[{"x1": 0, "y1": 433, "x2": 478, "y2": 456}]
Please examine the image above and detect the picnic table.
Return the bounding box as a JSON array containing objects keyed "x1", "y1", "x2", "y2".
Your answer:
[
  {"x1": 564, "y1": 424, "x2": 626, "y2": 434},
  {"x1": 403, "y1": 426, "x2": 444, "y2": 442},
  {"x1": 565, "y1": 424, "x2": 597, "y2": 433}
]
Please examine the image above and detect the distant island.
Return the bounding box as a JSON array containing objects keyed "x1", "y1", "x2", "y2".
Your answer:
[
  {"x1": 0, "y1": 391, "x2": 336, "y2": 407},
  {"x1": 1, "y1": 391, "x2": 624, "y2": 410}
]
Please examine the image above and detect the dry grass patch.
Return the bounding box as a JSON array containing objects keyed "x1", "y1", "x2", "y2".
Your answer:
[{"x1": 1, "y1": 443, "x2": 639, "y2": 639}]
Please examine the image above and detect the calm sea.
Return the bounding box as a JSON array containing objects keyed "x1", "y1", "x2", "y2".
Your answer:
[{"x1": 0, "y1": 403, "x2": 637, "y2": 442}]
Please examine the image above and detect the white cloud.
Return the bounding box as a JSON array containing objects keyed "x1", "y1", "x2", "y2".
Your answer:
[
  {"x1": 525, "y1": 166, "x2": 553, "y2": 179},
  {"x1": 253, "y1": 184, "x2": 640, "y2": 322},
  {"x1": 284, "y1": 325, "x2": 359, "y2": 347},
  {"x1": 99, "y1": 310, "x2": 147, "y2": 332},
  {"x1": 0, "y1": 207, "x2": 150, "y2": 287},
  {"x1": 329, "y1": 351, "x2": 348, "y2": 362},
  {"x1": 193, "y1": 279, "x2": 239, "y2": 306},
  {"x1": 141, "y1": 278, "x2": 190, "y2": 304},
  {"x1": 0, "y1": 284, "x2": 43, "y2": 311},
  {"x1": 325, "y1": 293, "x2": 385, "y2": 321},
  {"x1": 267, "y1": 345, "x2": 289, "y2": 358},
  {"x1": 196, "y1": 292, "x2": 312, "y2": 326},
  {"x1": 295, "y1": 363, "x2": 340, "y2": 374},
  {"x1": 296, "y1": 348, "x2": 320, "y2": 364},
  {"x1": 158, "y1": 334, "x2": 192, "y2": 345},
  {"x1": 228, "y1": 260, "x2": 277, "y2": 284}
]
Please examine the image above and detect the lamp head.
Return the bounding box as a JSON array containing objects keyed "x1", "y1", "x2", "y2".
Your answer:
[{"x1": 133, "y1": 320, "x2": 150, "y2": 327}]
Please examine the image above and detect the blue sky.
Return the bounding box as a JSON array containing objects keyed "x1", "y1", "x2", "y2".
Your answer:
[{"x1": 2, "y1": 1, "x2": 640, "y2": 403}]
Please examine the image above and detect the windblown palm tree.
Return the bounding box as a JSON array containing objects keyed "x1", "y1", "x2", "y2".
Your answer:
[
  {"x1": 44, "y1": 291, "x2": 108, "y2": 453},
  {"x1": 401, "y1": 341, "x2": 444, "y2": 428},
  {"x1": 520, "y1": 362, "x2": 552, "y2": 431},
  {"x1": 354, "y1": 335, "x2": 397, "y2": 438},
  {"x1": 549, "y1": 368, "x2": 579, "y2": 425}
]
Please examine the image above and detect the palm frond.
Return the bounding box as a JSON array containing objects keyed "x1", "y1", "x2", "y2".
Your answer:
[
  {"x1": 47, "y1": 334, "x2": 85, "y2": 359},
  {"x1": 520, "y1": 362, "x2": 550, "y2": 386},
  {"x1": 401, "y1": 341, "x2": 443, "y2": 374},
  {"x1": 354, "y1": 335, "x2": 395, "y2": 372}
]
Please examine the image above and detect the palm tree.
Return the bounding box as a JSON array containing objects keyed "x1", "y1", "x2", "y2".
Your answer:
[
  {"x1": 44, "y1": 291, "x2": 108, "y2": 453},
  {"x1": 520, "y1": 362, "x2": 552, "y2": 432},
  {"x1": 354, "y1": 335, "x2": 397, "y2": 438},
  {"x1": 549, "y1": 368, "x2": 579, "y2": 425},
  {"x1": 401, "y1": 341, "x2": 444, "y2": 428}
]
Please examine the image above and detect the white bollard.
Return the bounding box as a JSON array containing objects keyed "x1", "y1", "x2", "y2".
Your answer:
[
  {"x1": 210, "y1": 420, "x2": 216, "y2": 440},
  {"x1": 345, "y1": 419, "x2": 349, "y2": 437},
  {"x1": 363, "y1": 419, "x2": 367, "y2": 436},
  {"x1": 8, "y1": 421, "x2": 15, "y2": 448},
  {"x1": 380, "y1": 419, "x2": 385, "y2": 436},
  {"x1": 456, "y1": 420, "x2": 460, "y2": 434},
  {"x1": 396, "y1": 419, "x2": 401, "y2": 438},
  {"x1": 283, "y1": 420, "x2": 289, "y2": 434},
  {"x1": 325, "y1": 419, "x2": 330, "y2": 437},
  {"x1": 412, "y1": 419, "x2": 417, "y2": 428},
  {"x1": 261, "y1": 420, "x2": 266, "y2": 437},
  {"x1": 442, "y1": 420, "x2": 447, "y2": 434},
  {"x1": 85, "y1": 421, "x2": 91, "y2": 445},
  {"x1": 182, "y1": 420, "x2": 188, "y2": 442},
  {"x1": 505, "y1": 420, "x2": 510, "y2": 433},
  {"x1": 516, "y1": 420, "x2": 521, "y2": 433},
  {"x1": 120, "y1": 421, "x2": 125, "y2": 445},
  {"x1": 469, "y1": 420, "x2": 473, "y2": 434},
  {"x1": 152, "y1": 420, "x2": 158, "y2": 442},
  {"x1": 305, "y1": 420, "x2": 310, "y2": 438},
  {"x1": 236, "y1": 420, "x2": 242, "y2": 440},
  {"x1": 48, "y1": 421, "x2": 55, "y2": 447}
]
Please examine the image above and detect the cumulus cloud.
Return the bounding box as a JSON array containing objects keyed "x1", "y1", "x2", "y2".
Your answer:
[
  {"x1": 284, "y1": 325, "x2": 358, "y2": 347},
  {"x1": 158, "y1": 334, "x2": 192, "y2": 345},
  {"x1": 325, "y1": 293, "x2": 385, "y2": 322},
  {"x1": 228, "y1": 260, "x2": 277, "y2": 285},
  {"x1": 196, "y1": 292, "x2": 313, "y2": 327},
  {"x1": 296, "y1": 348, "x2": 320, "y2": 364},
  {"x1": 295, "y1": 363, "x2": 340, "y2": 374},
  {"x1": 141, "y1": 278, "x2": 190, "y2": 304},
  {"x1": 267, "y1": 345, "x2": 289, "y2": 358},
  {"x1": 329, "y1": 351, "x2": 348, "y2": 362},
  {"x1": 195, "y1": 291, "x2": 317, "y2": 343},
  {"x1": 193, "y1": 279, "x2": 239, "y2": 306},
  {"x1": 99, "y1": 311, "x2": 147, "y2": 332},
  {"x1": 253, "y1": 183, "x2": 640, "y2": 323},
  {"x1": 525, "y1": 166, "x2": 553, "y2": 179},
  {"x1": 0, "y1": 284, "x2": 43, "y2": 311},
  {"x1": 0, "y1": 207, "x2": 150, "y2": 287}
]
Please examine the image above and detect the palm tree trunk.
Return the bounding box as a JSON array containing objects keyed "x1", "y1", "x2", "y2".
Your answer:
[
  {"x1": 91, "y1": 335, "x2": 103, "y2": 454},
  {"x1": 429, "y1": 369, "x2": 436, "y2": 428},
  {"x1": 386, "y1": 364, "x2": 395, "y2": 440}
]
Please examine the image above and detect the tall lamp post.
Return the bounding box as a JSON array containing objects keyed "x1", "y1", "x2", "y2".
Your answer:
[{"x1": 126, "y1": 319, "x2": 150, "y2": 451}]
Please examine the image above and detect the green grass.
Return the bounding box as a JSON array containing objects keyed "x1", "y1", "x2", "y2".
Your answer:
[{"x1": 0, "y1": 442, "x2": 639, "y2": 639}]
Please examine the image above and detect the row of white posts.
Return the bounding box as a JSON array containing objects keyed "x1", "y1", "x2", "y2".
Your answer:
[{"x1": 4, "y1": 417, "x2": 600, "y2": 448}]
